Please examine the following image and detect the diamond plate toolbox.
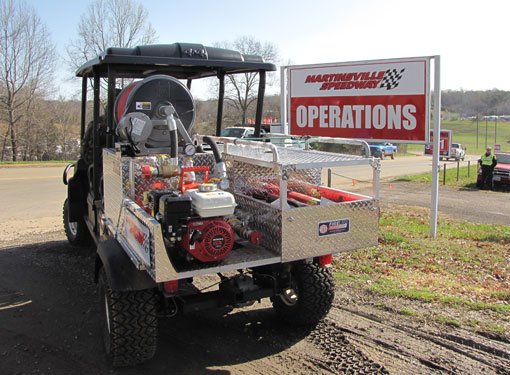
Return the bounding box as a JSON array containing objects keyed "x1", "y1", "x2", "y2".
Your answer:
[{"x1": 224, "y1": 141, "x2": 380, "y2": 262}]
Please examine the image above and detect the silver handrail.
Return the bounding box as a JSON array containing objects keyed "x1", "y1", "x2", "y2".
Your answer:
[{"x1": 194, "y1": 135, "x2": 280, "y2": 163}]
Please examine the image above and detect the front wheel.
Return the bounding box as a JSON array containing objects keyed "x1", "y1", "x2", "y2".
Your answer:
[
  {"x1": 99, "y1": 268, "x2": 158, "y2": 367},
  {"x1": 63, "y1": 198, "x2": 92, "y2": 246},
  {"x1": 272, "y1": 262, "x2": 334, "y2": 326}
]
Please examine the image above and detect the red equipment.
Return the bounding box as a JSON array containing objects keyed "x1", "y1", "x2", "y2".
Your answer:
[
  {"x1": 178, "y1": 165, "x2": 210, "y2": 192},
  {"x1": 257, "y1": 182, "x2": 321, "y2": 205},
  {"x1": 288, "y1": 181, "x2": 363, "y2": 203},
  {"x1": 180, "y1": 219, "x2": 235, "y2": 262}
]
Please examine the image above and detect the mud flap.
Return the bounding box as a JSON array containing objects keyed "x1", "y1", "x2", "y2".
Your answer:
[
  {"x1": 95, "y1": 239, "x2": 156, "y2": 291},
  {"x1": 67, "y1": 159, "x2": 89, "y2": 222}
]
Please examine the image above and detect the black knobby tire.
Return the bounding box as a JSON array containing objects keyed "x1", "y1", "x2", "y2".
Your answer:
[
  {"x1": 63, "y1": 198, "x2": 92, "y2": 246},
  {"x1": 99, "y1": 268, "x2": 158, "y2": 367},
  {"x1": 272, "y1": 262, "x2": 334, "y2": 326}
]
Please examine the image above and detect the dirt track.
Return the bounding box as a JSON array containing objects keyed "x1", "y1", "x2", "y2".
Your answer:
[{"x1": 1, "y1": 182, "x2": 509, "y2": 374}]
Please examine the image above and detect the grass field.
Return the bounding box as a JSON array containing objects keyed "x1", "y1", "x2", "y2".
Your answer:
[
  {"x1": 407, "y1": 119, "x2": 510, "y2": 155},
  {"x1": 334, "y1": 206, "x2": 510, "y2": 336},
  {"x1": 396, "y1": 165, "x2": 478, "y2": 188}
]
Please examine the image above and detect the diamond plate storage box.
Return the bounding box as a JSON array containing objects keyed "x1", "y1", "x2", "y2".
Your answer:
[
  {"x1": 221, "y1": 139, "x2": 380, "y2": 261},
  {"x1": 102, "y1": 138, "x2": 379, "y2": 282}
]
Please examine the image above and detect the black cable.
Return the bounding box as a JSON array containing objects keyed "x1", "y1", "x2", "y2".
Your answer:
[{"x1": 202, "y1": 135, "x2": 222, "y2": 163}]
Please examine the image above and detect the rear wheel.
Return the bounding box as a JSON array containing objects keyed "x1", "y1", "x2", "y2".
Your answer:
[
  {"x1": 272, "y1": 262, "x2": 334, "y2": 326},
  {"x1": 99, "y1": 268, "x2": 158, "y2": 367},
  {"x1": 63, "y1": 198, "x2": 92, "y2": 246}
]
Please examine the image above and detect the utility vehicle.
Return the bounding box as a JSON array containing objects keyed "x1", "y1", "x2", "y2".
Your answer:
[{"x1": 62, "y1": 42, "x2": 380, "y2": 366}]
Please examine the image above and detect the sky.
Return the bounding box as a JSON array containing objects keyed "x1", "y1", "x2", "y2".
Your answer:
[{"x1": 23, "y1": 0, "x2": 510, "y2": 99}]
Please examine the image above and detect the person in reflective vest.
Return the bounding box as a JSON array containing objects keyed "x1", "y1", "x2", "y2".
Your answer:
[{"x1": 478, "y1": 147, "x2": 497, "y2": 190}]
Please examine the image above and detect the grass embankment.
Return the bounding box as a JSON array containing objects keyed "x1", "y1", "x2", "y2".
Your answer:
[
  {"x1": 396, "y1": 164, "x2": 478, "y2": 188},
  {"x1": 406, "y1": 119, "x2": 510, "y2": 155},
  {"x1": 0, "y1": 160, "x2": 73, "y2": 168},
  {"x1": 334, "y1": 207, "x2": 510, "y2": 336}
]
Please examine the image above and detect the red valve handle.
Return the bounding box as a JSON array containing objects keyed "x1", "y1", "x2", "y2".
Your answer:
[{"x1": 178, "y1": 166, "x2": 210, "y2": 192}]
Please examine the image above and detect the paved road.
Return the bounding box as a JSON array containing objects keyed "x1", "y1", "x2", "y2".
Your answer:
[
  {"x1": 367, "y1": 181, "x2": 509, "y2": 226},
  {"x1": 0, "y1": 166, "x2": 67, "y2": 242},
  {"x1": 0, "y1": 166, "x2": 66, "y2": 222}
]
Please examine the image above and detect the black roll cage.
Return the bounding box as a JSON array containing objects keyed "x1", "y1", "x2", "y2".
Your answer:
[{"x1": 76, "y1": 43, "x2": 276, "y2": 204}]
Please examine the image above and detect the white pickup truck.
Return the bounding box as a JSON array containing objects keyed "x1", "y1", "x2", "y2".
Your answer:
[{"x1": 440, "y1": 143, "x2": 465, "y2": 161}]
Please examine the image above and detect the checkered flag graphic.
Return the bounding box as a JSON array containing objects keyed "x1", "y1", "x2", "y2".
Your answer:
[{"x1": 379, "y1": 68, "x2": 405, "y2": 90}]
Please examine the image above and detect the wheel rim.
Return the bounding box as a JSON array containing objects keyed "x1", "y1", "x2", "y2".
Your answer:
[
  {"x1": 68, "y1": 221, "x2": 78, "y2": 237},
  {"x1": 279, "y1": 287, "x2": 299, "y2": 306}
]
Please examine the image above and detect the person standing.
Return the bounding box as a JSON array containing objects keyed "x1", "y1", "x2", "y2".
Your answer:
[{"x1": 478, "y1": 147, "x2": 497, "y2": 190}]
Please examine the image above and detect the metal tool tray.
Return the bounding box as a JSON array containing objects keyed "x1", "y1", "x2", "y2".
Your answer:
[
  {"x1": 102, "y1": 137, "x2": 380, "y2": 282},
  {"x1": 205, "y1": 136, "x2": 381, "y2": 262}
]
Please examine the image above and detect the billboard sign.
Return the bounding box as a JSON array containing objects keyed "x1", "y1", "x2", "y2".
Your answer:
[
  {"x1": 424, "y1": 129, "x2": 451, "y2": 155},
  {"x1": 288, "y1": 57, "x2": 430, "y2": 142}
]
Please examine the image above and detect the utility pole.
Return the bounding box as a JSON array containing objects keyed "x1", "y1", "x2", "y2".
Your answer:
[
  {"x1": 476, "y1": 112, "x2": 479, "y2": 149},
  {"x1": 494, "y1": 108, "x2": 498, "y2": 147},
  {"x1": 485, "y1": 112, "x2": 488, "y2": 149}
]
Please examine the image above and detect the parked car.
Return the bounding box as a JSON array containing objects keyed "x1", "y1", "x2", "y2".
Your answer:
[
  {"x1": 476, "y1": 152, "x2": 510, "y2": 189},
  {"x1": 364, "y1": 142, "x2": 396, "y2": 159},
  {"x1": 220, "y1": 126, "x2": 266, "y2": 138},
  {"x1": 449, "y1": 143, "x2": 465, "y2": 161},
  {"x1": 440, "y1": 143, "x2": 465, "y2": 161}
]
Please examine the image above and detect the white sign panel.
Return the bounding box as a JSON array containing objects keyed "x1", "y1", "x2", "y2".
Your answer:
[{"x1": 288, "y1": 57, "x2": 430, "y2": 142}]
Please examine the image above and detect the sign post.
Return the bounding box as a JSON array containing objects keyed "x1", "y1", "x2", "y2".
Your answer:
[{"x1": 430, "y1": 56, "x2": 441, "y2": 238}]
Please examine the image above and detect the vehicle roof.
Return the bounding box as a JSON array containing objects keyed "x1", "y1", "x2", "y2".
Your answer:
[
  {"x1": 224, "y1": 126, "x2": 255, "y2": 130},
  {"x1": 76, "y1": 42, "x2": 277, "y2": 79}
]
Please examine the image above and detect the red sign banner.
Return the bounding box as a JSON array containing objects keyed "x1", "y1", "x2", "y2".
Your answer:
[{"x1": 288, "y1": 58, "x2": 430, "y2": 142}]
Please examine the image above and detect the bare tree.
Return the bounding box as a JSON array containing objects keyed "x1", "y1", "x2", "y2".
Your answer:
[
  {"x1": 0, "y1": 0, "x2": 55, "y2": 161},
  {"x1": 213, "y1": 36, "x2": 279, "y2": 125},
  {"x1": 66, "y1": 0, "x2": 157, "y2": 72},
  {"x1": 49, "y1": 97, "x2": 81, "y2": 160}
]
